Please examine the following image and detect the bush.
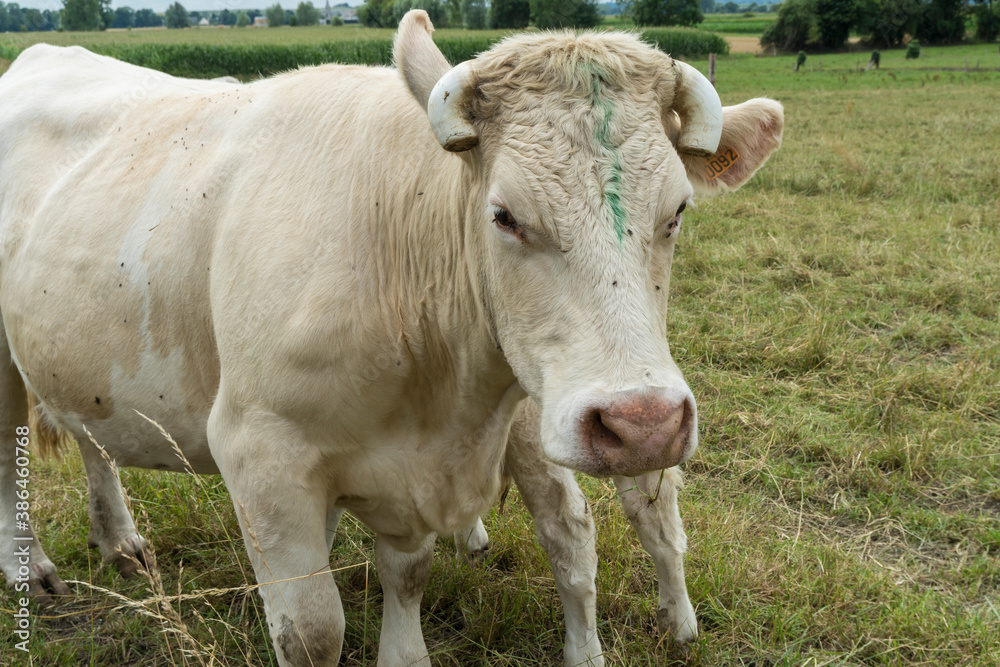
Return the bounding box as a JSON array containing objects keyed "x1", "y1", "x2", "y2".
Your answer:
[
  {"x1": 490, "y1": 0, "x2": 529, "y2": 28},
  {"x1": 796, "y1": 50, "x2": 806, "y2": 70},
  {"x1": 869, "y1": 49, "x2": 880, "y2": 68},
  {"x1": 331, "y1": 14, "x2": 344, "y2": 25},
  {"x1": 905, "y1": 38, "x2": 920, "y2": 59},
  {"x1": 640, "y1": 27, "x2": 730, "y2": 57}
]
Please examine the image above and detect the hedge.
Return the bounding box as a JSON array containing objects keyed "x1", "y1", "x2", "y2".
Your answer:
[{"x1": 0, "y1": 29, "x2": 727, "y2": 80}]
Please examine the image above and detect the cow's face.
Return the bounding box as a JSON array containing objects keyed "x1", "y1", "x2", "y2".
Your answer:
[{"x1": 397, "y1": 13, "x2": 783, "y2": 477}]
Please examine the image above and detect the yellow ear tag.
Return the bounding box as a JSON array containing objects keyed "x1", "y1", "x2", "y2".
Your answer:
[{"x1": 704, "y1": 147, "x2": 740, "y2": 181}]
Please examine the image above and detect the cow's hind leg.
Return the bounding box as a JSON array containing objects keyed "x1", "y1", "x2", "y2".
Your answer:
[
  {"x1": 77, "y1": 437, "x2": 149, "y2": 577},
  {"x1": 506, "y1": 402, "x2": 604, "y2": 667},
  {"x1": 453, "y1": 516, "x2": 489, "y2": 561},
  {"x1": 375, "y1": 533, "x2": 434, "y2": 667},
  {"x1": 210, "y1": 405, "x2": 344, "y2": 667},
  {"x1": 0, "y1": 325, "x2": 70, "y2": 605},
  {"x1": 614, "y1": 468, "x2": 697, "y2": 642}
]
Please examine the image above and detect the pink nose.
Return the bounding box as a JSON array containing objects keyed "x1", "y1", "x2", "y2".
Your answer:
[{"x1": 581, "y1": 392, "x2": 696, "y2": 476}]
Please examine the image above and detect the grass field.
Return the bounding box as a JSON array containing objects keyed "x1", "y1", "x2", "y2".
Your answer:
[{"x1": 1, "y1": 33, "x2": 999, "y2": 667}]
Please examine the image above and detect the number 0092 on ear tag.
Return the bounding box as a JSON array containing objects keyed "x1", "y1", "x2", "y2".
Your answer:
[{"x1": 704, "y1": 147, "x2": 740, "y2": 181}]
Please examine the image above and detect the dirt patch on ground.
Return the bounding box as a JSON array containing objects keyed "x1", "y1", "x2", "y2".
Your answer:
[{"x1": 726, "y1": 36, "x2": 762, "y2": 54}]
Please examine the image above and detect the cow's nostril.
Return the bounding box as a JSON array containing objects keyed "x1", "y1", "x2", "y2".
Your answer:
[{"x1": 586, "y1": 408, "x2": 624, "y2": 451}]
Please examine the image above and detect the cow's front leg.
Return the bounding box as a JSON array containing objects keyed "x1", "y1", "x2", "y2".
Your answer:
[
  {"x1": 209, "y1": 409, "x2": 344, "y2": 667},
  {"x1": 614, "y1": 467, "x2": 697, "y2": 642},
  {"x1": 77, "y1": 436, "x2": 149, "y2": 577},
  {"x1": 506, "y1": 403, "x2": 604, "y2": 667},
  {"x1": 375, "y1": 533, "x2": 433, "y2": 666}
]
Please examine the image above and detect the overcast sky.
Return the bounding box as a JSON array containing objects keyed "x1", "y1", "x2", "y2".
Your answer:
[{"x1": 26, "y1": 0, "x2": 363, "y2": 14}]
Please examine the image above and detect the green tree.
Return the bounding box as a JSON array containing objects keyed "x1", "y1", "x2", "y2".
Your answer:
[
  {"x1": 974, "y1": 0, "x2": 1000, "y2": 42},
  {"x1": 219, "y1": 8, "x2": 235, "y2": 24},
  {"x1": 391, "y1": 0, "x2": 449, "y2": 27},
  {"x1": 760, "y1": 0, "x2": 817, "y2": 51},
  {"x1": 861, "y1": 0, "x2": 916, "y2": 47},
  {"x1": 296, "y1": 1, "x2": 319, "y2": 24},
  {"x1": 462, "y1": 0, "x2": 486, "y2": 28},
  {"x1": 914, "y1": 0, "x2": 967, "y2": 44},
  {"x1": 358, "y1": 0, "x2": 394, "y2": 25},
  {"x1": 628, "y1": 0, "x2": 702, "y2": 26},
  {"x1": 60, "y1": 0, "x2": 101, "y2": 30},
  {"x1": 700, "y1": 0, "x2": 715, "y2": 12},
  {"x1": 165, "y1": 1, "x2": 189, "y2": 27},
  {"x1": 236, "y1": 9, "x2": 250, "y2": 26},
  {"x1": 814, "y1": 0, "x2": 863, "y2": 49},
  {"x1": 531, "y1": 0, "x2": 600, "y2": 28},
  {"x1": 134, "y1": 7, "x2": 162, "y2": 26},
  {"x1": 110, "y1": 5, "x2": 133, "y2": 27},
  {"x1": 445, "y1": 0, "x2": 462, "y2": 25},
  {"x1": 99, "y1": 0, "x2": 112, "y2": 28},
  {"x1": 490, "y1": 0, "x2": 529, "y2": 27},
  {"x1": 265, "y1": 2, "x2": 285, "y2": 26}
]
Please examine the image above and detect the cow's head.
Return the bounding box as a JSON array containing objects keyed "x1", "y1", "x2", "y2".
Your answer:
[{"x1": 396, "y1": 11, "x2": 783, "y2": 477}]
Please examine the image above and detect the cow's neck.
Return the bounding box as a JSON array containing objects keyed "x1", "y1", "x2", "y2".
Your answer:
[{"x1": 364, "y1": 148, "x2": 518, "y2": 427}]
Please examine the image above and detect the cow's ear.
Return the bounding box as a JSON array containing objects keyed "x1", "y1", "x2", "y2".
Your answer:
[
  {"x1": 393, "y1": 10, "x2": 452, "y2": 110},
  {"x1": 679, "y1": 98, "x2": 784, "y2": 195}
]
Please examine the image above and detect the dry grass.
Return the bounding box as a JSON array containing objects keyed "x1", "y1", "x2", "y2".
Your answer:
[{"x1": 2, "y1": 42, "x2": 999, "y2": 666}]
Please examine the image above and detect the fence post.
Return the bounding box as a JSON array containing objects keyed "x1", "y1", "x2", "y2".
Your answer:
[{"x1": 709, "y1": 52, "x2": 716, "y2": 87}]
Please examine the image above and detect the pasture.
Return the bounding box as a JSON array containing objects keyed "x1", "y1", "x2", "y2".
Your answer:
[{"x1": 1, "y1": 36, "x2": 999, "y2": 666}]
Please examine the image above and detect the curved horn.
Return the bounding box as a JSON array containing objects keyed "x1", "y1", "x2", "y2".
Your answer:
[
  {"x1": 672, "y1": 60, "x2": 723, "y2": 157},
  {"x1": 427, "y1": 61, "x2": 478, "y2": 152}
]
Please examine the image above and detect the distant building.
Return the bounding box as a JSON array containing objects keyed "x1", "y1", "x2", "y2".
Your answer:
[
  {"x1": 198, "y1": 17, "x2": 210, "y2": 26},
  {"x1": 254, "y1": 16, "x2": 268, "y2": 27},
  {"x1": 331, "y1": 7, "x2": 357, "y2": 22}
]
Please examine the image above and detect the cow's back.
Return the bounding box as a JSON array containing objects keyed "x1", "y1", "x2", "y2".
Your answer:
[
  {"x1": 0, "y1": 45, "x2": 460, "y2": 476},
  {"x1": 0, "y1": 46, "x2": 249, "y2": 471}
]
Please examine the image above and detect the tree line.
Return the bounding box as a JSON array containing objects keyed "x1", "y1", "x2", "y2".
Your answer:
[
  {"x1": 762, "y1": 0, "x2": 1000, "y2": 51},
  {"x1": 357, "y1": 0, "x2": 721, "y2": 29}
]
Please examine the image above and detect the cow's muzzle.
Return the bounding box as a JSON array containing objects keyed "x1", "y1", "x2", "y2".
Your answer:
[{"x1": 579, "y1": 390, "x2": 697, "y2": 477}]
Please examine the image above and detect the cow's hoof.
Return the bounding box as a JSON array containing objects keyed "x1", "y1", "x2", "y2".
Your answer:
[
  {"x1": 107, "y1": 535, "x2": 150, "y2": 578},
  {"x1": 464, "y1": 542, "x2": 490, "y2": 563},
  {"x1": 28, "y1": 561, "x2": 72, "y2": 607},
  {"x1": 656, "y1": 602, "x2": 697, "y2": 643}
]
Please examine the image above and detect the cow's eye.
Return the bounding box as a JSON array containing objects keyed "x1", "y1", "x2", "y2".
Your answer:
[
  {"x1": 666, "y1": 202, "x2": 686, "y2": 238},
  {"x1": 493, "y1": 207, "x2": 516, "y2": 230}
]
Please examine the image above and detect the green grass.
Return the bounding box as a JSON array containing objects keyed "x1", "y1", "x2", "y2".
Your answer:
[
  {"x1": 701, "y1": 13, "x2": 777, "y2": 34},
  {"x1": 1, "y1": 38, "x2": 999, "y2": 667}
]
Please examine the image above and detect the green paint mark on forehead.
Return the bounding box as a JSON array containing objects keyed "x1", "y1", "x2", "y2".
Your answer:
[{"x1": 583, "y1": 63, "x2": 628, "y2": 244}]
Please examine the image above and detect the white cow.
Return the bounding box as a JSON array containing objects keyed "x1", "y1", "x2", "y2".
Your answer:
[{"x1": 0, "y1": 11, "x2": 782, "y2": 666}]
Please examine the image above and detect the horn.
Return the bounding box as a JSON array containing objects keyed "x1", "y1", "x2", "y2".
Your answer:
[
  {"x1": 427, "y1": 61, "x2": 478, "y2": 152},
  {"x1": 671, "y1": 60, "x2": 723, "y2": 157}
]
